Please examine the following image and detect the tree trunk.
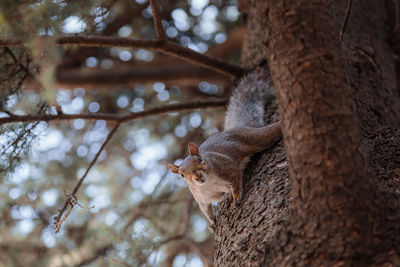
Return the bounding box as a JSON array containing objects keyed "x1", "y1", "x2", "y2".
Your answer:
[{"x1": 214, "y1": 0, "x2": 400, "y2": 266}]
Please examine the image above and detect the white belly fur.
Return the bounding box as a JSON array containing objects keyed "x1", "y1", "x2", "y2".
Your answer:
[{"x1": 189, "y1": 173, "x2": 231, "y2": 204}]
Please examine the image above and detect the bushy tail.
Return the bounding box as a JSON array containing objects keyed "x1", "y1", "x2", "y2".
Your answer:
[{"x1": 224, "y1": 69, "x2": 275, "y2": 130}]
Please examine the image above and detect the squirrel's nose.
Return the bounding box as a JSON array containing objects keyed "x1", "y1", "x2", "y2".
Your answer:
[{"x1": 197, "y1": 174, "x2": 206, "y2": 183}]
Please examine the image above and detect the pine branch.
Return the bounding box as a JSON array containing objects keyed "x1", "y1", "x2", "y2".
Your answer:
[{"x1": 0, "y1": 99, "x2": 227, "y2": 125}]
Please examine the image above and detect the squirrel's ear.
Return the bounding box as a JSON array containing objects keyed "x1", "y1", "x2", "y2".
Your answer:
[
  {"x1": 188, "y1": 142, "x2": 199, "y2": 156},
  {"x1": 168, "y1": 164, "x2": 179, "y2": 174}
]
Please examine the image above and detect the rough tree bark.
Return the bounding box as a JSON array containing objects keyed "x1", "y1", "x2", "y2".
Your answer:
[{"x1": 214, "y1": 0, "x2": 400, "y2": 266}]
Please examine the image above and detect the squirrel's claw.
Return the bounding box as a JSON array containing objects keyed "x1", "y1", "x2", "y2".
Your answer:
[
  {"x1": 231, "y1": 192, "x2": 242, "y2": 207},
  {"x1": 208, "y1": 222, "x2": 216, "y2": 233},
  {"x1": 235, "y1": 198, "x2": 242, "y2": 207}
]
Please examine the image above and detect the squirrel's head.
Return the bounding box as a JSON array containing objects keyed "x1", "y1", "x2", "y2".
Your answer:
[{"x1": 167, "y1": 142, "x2": 209, "y2": 186}]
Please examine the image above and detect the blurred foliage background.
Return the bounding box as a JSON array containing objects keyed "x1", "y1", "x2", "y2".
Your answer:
[{"x1": 0, "y1": 0, "x2": 243, "y2": 265}]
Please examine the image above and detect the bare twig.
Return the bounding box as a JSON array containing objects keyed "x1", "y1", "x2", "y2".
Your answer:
[
  {"x1": 181, "y1": 199, "x2": 193, "y2": 234},
  {"x1": 123, "y1": 197, "x2": 188, "y2": 231},
  {"x1": 54, "y1": 122, "x2": 120, "y2": 231},
  {"x1": 0, "y1": 36, "x2": 243, "y2": 77},
  {"x1": 149, "y1": 0, "x2": 166, "y2": 41},
  {"x1": 183, "y1": 237, "x2": 213, "y2": 266},
  {"x1": 4, "y1": 49, "x2": 24, "y2": 83},
  {"x1": 155, "y1": 234, "x2": 185, "y2": 249},
  {"x1": 110, "y1": 258, "x2": 131, "y2": 267},
  {"x1": 55, "y1": 189, "x2": 95, "y2": 233},
  {"x1": 4, "y1": 47, "x2": 44, "y2": 91},
  {"x1": 144, "y1": 198, "x2": 212, "y2": 265},
  {"x1": 0, "y1": 39, "x2": 21, "y2": 46},
  {"x1": 154, "y1": 198, "x2": 193, "y2": 249},
  {"x1": 4, "y1": 47, "x2": 19, "y2": 62},
  {"x1": 64, "y1": 190, "x2": 95, "y2": 210},
  {"x1": 3, "y1": 48, "x2": 30, "y2": 92},
  {"x1": 55, "y1": 202, "x2": 74, "y2": 233},
  {"x1": 75, "y1": 244, "x2": 113, "y2": 267},
  {"x1": 0, "y1": 99, "x2": 227, "y2": 125},
  {"x1": 339, "y1": 0, "x2": 353, "y2": 42}
]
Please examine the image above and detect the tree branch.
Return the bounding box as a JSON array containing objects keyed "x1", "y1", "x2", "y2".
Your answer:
[
  {"x1": 0, "y1": 39, "x2": 21, "y2": 46},
  {"x1": 75, "y1": 244, "x2": 113, "y2": 267},
  {"x1": 149, "y1": 0, "x2": 166, "y2": 41},
  {"x1": 181, "y1": 199, "x2": 193, "y2": 234},
  {"x1": 59, "y1": 1, "x2": 148, "y2": 68},
  {"x1": 183, "y1": 236, "x2": 213, "y2": 266},
  {"x1": 154, "y1": 199, "x2": 193, "y2": 249},
  {"x1": 55, "y1": 62, "x2": 231, "y2": 88},
  {"x1": 54, "y1": 122, "x2": 120, "y2": 232},
  {"x1": 54, "y1": 27, "x2": 244, "y2": 89},
  {"x1": 0, "y1": 36, "x2": 243, "y2": 77},
  {"x1": 0, "y1": 99, "x2": 227, "y2": 125}
]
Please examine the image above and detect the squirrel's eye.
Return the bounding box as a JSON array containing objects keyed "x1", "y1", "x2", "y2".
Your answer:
[
  {"x1": 180, "y1": 174, "x2": 184, "y2": 178},
  {"x1": 196, "y1": 157, "x2": 202, "y2": 163}
]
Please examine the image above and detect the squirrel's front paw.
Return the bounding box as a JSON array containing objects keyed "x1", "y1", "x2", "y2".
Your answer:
[
  {"x1": 231, "y1": 199, "x2": 241, "y2": 208},
  {"x1": 231, "y1": 192, "x2": 242, "y2": 207},
  {"x1": 208, "y1": 223, "x2": 216, "y2": 233}
]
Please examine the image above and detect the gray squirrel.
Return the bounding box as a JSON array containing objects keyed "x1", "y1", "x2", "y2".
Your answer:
[{"x1": 168, "y1": 69, "x2": 282, "y2": 232}]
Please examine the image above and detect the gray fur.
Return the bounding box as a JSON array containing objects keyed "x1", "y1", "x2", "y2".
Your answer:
[
  {"x1": 224, "y1": 71, "x2": 275, "y2": 130},
  {"x1": 168, "y1": 69, "x2": 281, "y2": 232}
]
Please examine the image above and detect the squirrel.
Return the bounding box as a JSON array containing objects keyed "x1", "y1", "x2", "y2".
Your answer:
[{"x1": 168, "y1": 69, "x2": 282, "y2": 232}]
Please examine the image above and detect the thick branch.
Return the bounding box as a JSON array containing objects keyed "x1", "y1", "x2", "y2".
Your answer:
[
  {"x1": 54, "y1": 27, "x2": 244, "y2": 89},
  {"x1": 0, "y1": 99, "x2": 227, "y2": 125},
  {"x1": 0, "y1": 36, "x2": 244, "y2": 77},
  {"x1": 55, "y1": 63, "x2": 231, "y2": 88},
  {"x1": 161, "y1": 41, "x2": 243, "y2": 77},
  {"x1": 264, "y1": 0, "x2": 379, "y2": 262},
  {"x1": 59, "y1": 26, "x2": 244, "y2": 70}
]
